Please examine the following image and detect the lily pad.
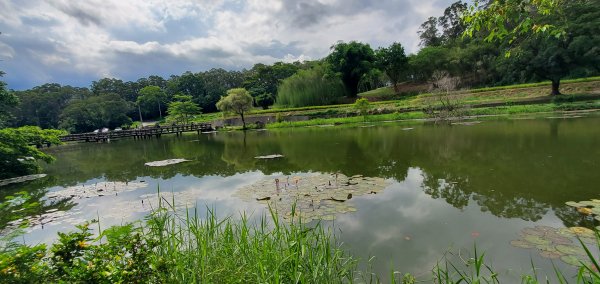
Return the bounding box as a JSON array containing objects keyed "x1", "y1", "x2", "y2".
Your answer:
[
  {"x1": 569, "y1": 227, "x2": 595, "y2": 238},
  {"x1": 539, "y1": 251, "x2": 562, "y2": 259},
  {"x1": 523, "y1": 234, "x2": 552, "y2": 245},
  {"x1": 577, "y1": 207, "x2": 594, "y2": 215},
  {"x1": 565, "y1": 201, "x2": 584, "y2": 208},
  {"x1": 233, "y1": 173, "x2": 388, "y2": 222},
  {"x1": 560, "y1": 255, "x2": 582, "y2": 266},
  {"x1": 46, "y1": 181, "x2": 148, "y2": 200},
  {"x1": 555, "y1": 244, "x2": 586, "y2": 256},
  {"x1": 510, "y1": 240, "x2": 535, "y2": 249},
  {"x1": 145, "y1": 159, "x2": 190, "y2": 167},
  {"x1": 522, "y1": 227, "x2": 545, "y2": 237}
]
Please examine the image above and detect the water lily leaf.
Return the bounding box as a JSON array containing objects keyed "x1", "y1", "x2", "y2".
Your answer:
[
  {"x1": 523, "y1": 234, "x2": 552, "y2": 245},
  {"x1": 534, "y1": 226, "x2": 556, "y2": 234},
  {"x1": 540, "y1": 251, "x2": 562, "y2": 259},
  {"x1": 510, "y1": 240, "x2": 534, "y2": 249},
  {"x1": 565, "y1": 201, "x2": 584, "y2": 208},
  {"x1": 560, "y1": 255, "x2": 582, "y2": 266},
  {"x1": 577, "y1": 207, "x2": 594, "y2": 215},
  {"x1": 522, "y1": 227, "x2": 544, "y2": 236},
  {"x1": 536, "y1": 244, "x2": 557, "y2": 252},
  {"x1": 569, "y1": 227, "x2": 595, "y2": 238},
  {"x1": 557, "y1": 228, "x2": 576, "y2": 238},
  {"x1": 555, "y1": 244, "x2": 586, "y2": 256}
]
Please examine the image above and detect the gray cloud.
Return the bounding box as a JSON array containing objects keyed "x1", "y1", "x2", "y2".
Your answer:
[{"x1": 51, "y1": 1, "x2": 103, "y2": 26}]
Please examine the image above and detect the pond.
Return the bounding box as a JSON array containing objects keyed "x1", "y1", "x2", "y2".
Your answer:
[{"x1": 2, "y1": 116, "x2": 600, "y2": 281}]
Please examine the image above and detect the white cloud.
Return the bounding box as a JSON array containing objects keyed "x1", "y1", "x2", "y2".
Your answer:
[{"x1": 0, "y1": 0, "x2": 457, "y2": 89}]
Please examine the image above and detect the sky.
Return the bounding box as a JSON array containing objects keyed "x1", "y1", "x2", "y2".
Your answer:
[{"x1": 0, "y1": 0, "x2": 457, "y2": 90}]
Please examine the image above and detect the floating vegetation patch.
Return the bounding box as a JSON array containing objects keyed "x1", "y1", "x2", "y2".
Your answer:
[
  {"x1": 451, "y1": 121, "x2": 482, "y2": 126},
  {"x1": 46, "y1": 181, "x2": 148, "y2": 200},
  {"x1": 233, "y1": 173, "x2": 389, "y2": 223},
  {"x1": 0, "y1": 174, "x2": 47, "y2": 187},
  {"x1": 510, "y1": 225, "x2": 597, "y2": 266},
  {"x1": 254, "y1": 154, "x2": 284, "y2": 159},
  {"x1": 7, "y1": 209, "x2": 87, "y2": 233},
  {"x1": 144, "y1": 159, "x2": 190, "y2": 167},
  {"x1": 566, "y1": 199, "x2": 600, "y2": 218}
]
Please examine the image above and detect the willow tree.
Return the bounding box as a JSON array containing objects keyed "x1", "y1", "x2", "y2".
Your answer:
[{"x1": 216, "y1": 88, "x2": 253, "y2": 129}]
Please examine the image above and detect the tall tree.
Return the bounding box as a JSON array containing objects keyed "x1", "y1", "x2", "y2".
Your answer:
[
  {"x1": 326, "y1": 41, "x2": 376, "y2": 97},
  {"x1": 0, "y1": 71, "x2": 18, "y2": 128},
  {"x1": 216, "y1": 88, "x2": 253, "y2": 129},
  {"x1": 59, "y1": 93, "x2": 132, "y2": 133},
  {"x1": 418, "y1": 17, "x2": 443, "y2": 47},
  {"x1": 167, "y1": 95, "x2": 201, "y2": 125},
  {"x1": 376, "y1": 43, "x2": 409, "y2": 92},
  {"x1": 463, "y1": 0, "x2": 600, "y2": 95},
  {"x1": 137, "y1": 86, "x2": 167, "y2": 119}
]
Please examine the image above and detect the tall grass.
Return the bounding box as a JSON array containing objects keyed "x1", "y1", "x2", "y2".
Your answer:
[
  {"x1": 147, "y1": 203, "x2": 357, "y2": 283},
  {"x1": 276, "y1": 65, "x2": 347, "y2": 108}
]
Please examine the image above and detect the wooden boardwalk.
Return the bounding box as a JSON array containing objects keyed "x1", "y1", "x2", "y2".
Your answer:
[{"x1": 60, "y1": 123, "x2": 213, "y2": 143}]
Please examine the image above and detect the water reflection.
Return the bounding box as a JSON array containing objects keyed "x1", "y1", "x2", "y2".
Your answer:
[{"x1": 1, "y1": 117, "x2": 599, "y2": 265}]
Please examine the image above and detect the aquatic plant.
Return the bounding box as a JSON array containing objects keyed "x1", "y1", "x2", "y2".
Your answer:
[{"x1": 233, "y1": 173, "x2": 389, "y2": 223}]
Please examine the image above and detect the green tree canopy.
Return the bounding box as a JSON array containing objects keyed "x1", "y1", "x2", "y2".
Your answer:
[
  {"x1": 137, "y1": 86, "x2": 167, "y2": 119},
  {"x1": 167, "y1": 95, "x2": 202, "y2": 125},
  {"x1": 0, "y1": 126, "x2": 65, "y2": 179},
  {"x1": 326, "y1": 41, "x2": 376, "y2": 97},
  {"x1": 216, "y1": 88, "x2": 253, "y2": 129},
  {"x1": 0, "y1": 71, "x2": 18, "y2": 128},
  {"x1": 59, "y1": 93, "x2": 132, "y2": 133},
  {"x1": 463, "y1": 0, "x2": 600, "y2": 95},
  {"x1": 376, "y1": 42, "x2": 409, "y2": 92}
]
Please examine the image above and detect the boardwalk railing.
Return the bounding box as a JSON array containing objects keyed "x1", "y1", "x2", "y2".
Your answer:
[{"x1": 60, "y1": 123, "x2": 213, "y2": 143}]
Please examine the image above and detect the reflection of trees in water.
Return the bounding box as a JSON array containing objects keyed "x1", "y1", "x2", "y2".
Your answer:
[
  {"x1": 27, "y1": 118, "x2": 600, "y2": 226},
  {"x1": 553, "y1": 206, "x2": 598, "y2": 229},
  {"x1": 0, "y1": 176, "x2": 76, "y2": 231},
  {"x1": 421, "y1": 171, "x2": 470, "y2": 209}
]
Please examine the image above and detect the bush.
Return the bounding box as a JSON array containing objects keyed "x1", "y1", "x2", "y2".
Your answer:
[{"x1": 276, "y1": 65, "x2": 347, "y2": 108}]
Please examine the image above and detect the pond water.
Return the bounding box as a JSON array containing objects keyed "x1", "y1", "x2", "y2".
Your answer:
[{"x1": 2, "y1": 116, "x2": 600, "y2": 281}]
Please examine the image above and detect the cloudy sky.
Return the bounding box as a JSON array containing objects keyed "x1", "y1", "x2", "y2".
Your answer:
[{"x1": 0, "y1": 0, "x2": 456, "y2": 90}]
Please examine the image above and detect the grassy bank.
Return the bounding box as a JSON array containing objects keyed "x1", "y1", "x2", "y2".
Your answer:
[
  {"x1": 186, "y1": 77, "x2": 600, "y2": 129},
  {"x1": 265, "y1": 100, "x2": 600, "y2": 129},
  {"x1": 1, "y1": 201, "x2": 599, "y2": 283}
]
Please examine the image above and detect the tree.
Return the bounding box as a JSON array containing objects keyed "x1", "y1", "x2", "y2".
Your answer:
[
  {"x1": 0, "y1": 126, "x2": 65, "y2": 179},
  {"x1": 167, "y1": 95, "x2": 201, "y2": 125},
  {"x1": 326, "y1": 41, "x2": 376, "y2": 97},
  {"x1": 276, "y1": 65, "x2": 347, "y2": 108},
  {"x1": 0, "y1": 71, "x2": 18, "y2": 128},
  {"x1": 255, "y1": 93, "x2": 274, "y2": 110},
  {"x1": 216, "y1": 88, "x2": 253, "y2": 129},
  {"x1": 439, "y1": 1, "x2": 468, "y2": 43},
  {"x1": 353, "y1": 98, "x2": 371, "y2": 121},
  {"x1": 463, "y1": 0, "x2": 599, "y2": 95},
  {"x1": 418, "y1": 17, "x2": 443, "y2": 47},
  {"x1": 137, "y1": 86, "x2": 167, "y2": 119},
  {"x1": 59, "y1": 93, "x2": 132, "y2": 133},
  {"x1": 243, "y1": 62, "x2": 299, "y2": 107},
  {"x1": 376, "y1": 43, "x2": 409, "y2": 92}
]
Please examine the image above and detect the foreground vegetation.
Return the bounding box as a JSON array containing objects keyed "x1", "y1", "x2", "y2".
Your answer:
[{"x1": 1, "y1": 201, "x2": 599, "y2": 284}]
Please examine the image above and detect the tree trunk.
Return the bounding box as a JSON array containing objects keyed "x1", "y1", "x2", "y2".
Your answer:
[
  {"x1": 137, "y1": 104, "x2": 144, "y2": 128},
  {"x1": 157, "y1": 100, "x2": 162, "y2": 119},
  {"x1": 551, "y1": 79, "x2": 561, "y2": 96},
  {"x1": 240, "y1": 112, "x2": 246, "y2": 130}
]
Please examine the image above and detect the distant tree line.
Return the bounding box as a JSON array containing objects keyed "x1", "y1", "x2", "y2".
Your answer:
[{"x1": 2, "y1": 0, "x2": 598, "y2": 133}]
